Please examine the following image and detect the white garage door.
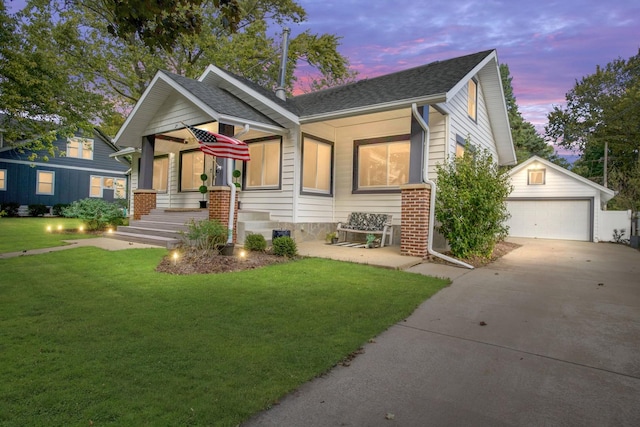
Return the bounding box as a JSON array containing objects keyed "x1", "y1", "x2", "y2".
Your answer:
[{"x1": 506, "y1": 199, "x2": 591, "y2": 241}]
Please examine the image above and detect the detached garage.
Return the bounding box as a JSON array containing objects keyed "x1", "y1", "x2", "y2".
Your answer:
[{"x1": 507, "y1": 156, "x2": 615, "y2": 242}]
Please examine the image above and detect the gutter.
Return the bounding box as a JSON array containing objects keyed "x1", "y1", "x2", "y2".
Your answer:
[{"x1": 411, "y1": 103, "x2": 474, "y2": 269}]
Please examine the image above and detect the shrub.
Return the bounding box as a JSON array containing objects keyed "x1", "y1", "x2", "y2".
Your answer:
[
  {"x1": 61, "y1": 198, "x2": 125, "y2": 231},
  {"x1": 0, "y1": 202, "x2": 20, "y2": 217},
  {"x1": 28, "y1": 204, "x2": 49, "y2": 217},
  {"x1": 435, "y1": 148, "x2": 513, "y2": 259},
  {"x1": 244, "y1": 233, "x2": 267, "y2": 251},
  {"x1": 181, "y1": 219, "x2": 228, "y2": 251},
  {"x1": 52, "y1": 203, "x2": 70, "y2": 216},
  {"x1": 272, "y1": 236, "x2": 297, "y2": 257}
]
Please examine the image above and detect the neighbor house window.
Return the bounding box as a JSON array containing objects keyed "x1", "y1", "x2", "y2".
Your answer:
[
  {"x1": 302, "y1": 134, "x2": 333, "y2": 196},
  {"x1": 180, "y1": 149, "x2": 205, "y2": 191},
  {"x1": 528, "y1": 169, "x2": 546, "y2": 185},
  {"x1": 468, "y1": 79, "x2": 477, "y2": 121},
  {"x1": 36, "y1": 171, "x2": 54, "y2": 195},
  {"x1": 67, "y1": 137, "x2": 94, "y2": 160},
  {"x1": 90, "y1": 176, "x2": 127, "y2": 198},
  {"x1": 153, "y1": 155, "x2": 169, "y2": 192},
  {"x1": 354, "y1": 135, "x2": 410, "y2": 192},
  {"x1": 0, "y1": 169, "x2": 6, "y2": 191},
  {"x1": 245, "y1": 137, "x2": 281, "y2": 189}
]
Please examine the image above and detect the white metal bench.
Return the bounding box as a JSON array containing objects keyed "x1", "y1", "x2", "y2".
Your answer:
[{"x1": 336, "y1": 212, "x2": 394, "y2": 247}]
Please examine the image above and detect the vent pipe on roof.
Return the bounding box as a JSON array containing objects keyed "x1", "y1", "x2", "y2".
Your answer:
[{"x1": 275, "y1": 27, "x2": 290, "y2": 101}]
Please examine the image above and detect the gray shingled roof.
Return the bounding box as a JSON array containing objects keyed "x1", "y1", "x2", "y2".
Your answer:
[
  {"x1": 161, "y1": 71, "x2": 282, "y2": 127},
  {"x1": 290, "y1": 50, "x2": 494, "y2": 117}
]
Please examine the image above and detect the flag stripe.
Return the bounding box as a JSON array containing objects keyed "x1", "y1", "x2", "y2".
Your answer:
[{"x1": 185, "y1": 124, "x2": 250, "y2": 161}]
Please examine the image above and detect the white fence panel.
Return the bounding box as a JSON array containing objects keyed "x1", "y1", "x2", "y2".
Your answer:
[{"x1": 598, "y1": 210, "x2": 632, "y2": 242}]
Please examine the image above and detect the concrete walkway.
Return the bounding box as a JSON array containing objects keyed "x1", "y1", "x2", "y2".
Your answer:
[
  {"x1": 244, "y1": 238, "x2": 640, "y2": 426},
  {"x1": 0, "y1": 237, "x2": 161, "y2": 259}
]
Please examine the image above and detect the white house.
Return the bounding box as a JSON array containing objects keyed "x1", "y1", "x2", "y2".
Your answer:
[
  {"x1": 112, "y1": 49, "x2": 516, "y2": 257},
  {"x1": 506, "y1": 155, "x2": 630, "y2": 242}
]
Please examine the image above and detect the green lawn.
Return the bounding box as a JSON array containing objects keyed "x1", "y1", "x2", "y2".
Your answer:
[
  {"x1": 0, "y1": 247, "x2": 449, "y2": 426},
  {"x1": 0, "y1": 217, "x2": 98, "y2": 253}
]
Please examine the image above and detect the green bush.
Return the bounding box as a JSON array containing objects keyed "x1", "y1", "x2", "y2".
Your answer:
[
  {"x1": 52, "y1": 203, "x2": 70, "y2": 216},
  {"x1": 0, "y1": 202, "x2": 20, "y2": 217},
  {"x1": 181, "y1": 219, "x2": 228, "y2": 251},
  {"x1": 244, "y1": 233, "x2": 267, "y2": 251},
  {"x1": 61, "y1": 198, "x2": 125, "y2": 231},
  {"x1": 435, "y1": 148, "x2": 513, "y2": 259},
  {"x1": 272, "y1": 236, "x2": 297, "y2": 257},
  {"x1": 28, "y1": 204, "x2": 49, "y2": 217}
]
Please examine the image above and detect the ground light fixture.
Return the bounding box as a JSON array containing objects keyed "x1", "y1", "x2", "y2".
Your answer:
[
  {"x1": 239, "y1": 249, "x2": 247, "y2": 260},
  {"x1": 46, "y1": 225, "x2": 52, "y2": 232},
  {"x1": 57, "y1": 225, "x2": 63, "y2": 231},
  {"x1": 172, "y1": 251, "x2": 179, "y2": 265}
]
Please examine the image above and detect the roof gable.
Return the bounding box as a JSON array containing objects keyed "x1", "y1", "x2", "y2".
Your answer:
[{"x1": 509, "y1": 156, "x2": 615, "y2": 202}]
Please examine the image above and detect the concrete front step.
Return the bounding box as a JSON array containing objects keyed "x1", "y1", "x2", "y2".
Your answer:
[
  {"x1": 109, "y1": 231, "x2": 181, "y2": 249},
  {"x1": 117, "y1": 225, "x2": 183, "y2": 239},
  {"x1": 129, "y1": 220, "x2": 191, "y2": 231}
]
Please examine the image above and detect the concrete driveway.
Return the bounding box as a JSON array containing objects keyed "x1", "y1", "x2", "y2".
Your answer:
[{"x1": 244, "y1": 238, "x2": 640, "y2": 426}]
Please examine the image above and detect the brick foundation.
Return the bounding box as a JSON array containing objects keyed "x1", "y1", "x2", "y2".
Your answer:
[
  {"x1": 400, "y1": 183, "x2": 431, "y2": 257},
  {"x1": 133, "y1": 190, "x2": 157, "y2": 220},
  {"x1": 208, "y1": 186, "x2": 239, "y2": 243}
]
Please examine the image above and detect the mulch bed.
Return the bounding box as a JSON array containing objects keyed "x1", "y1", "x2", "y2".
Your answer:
[{"x1": 156, "y1": 248, "x2": 293, "y2": 275}]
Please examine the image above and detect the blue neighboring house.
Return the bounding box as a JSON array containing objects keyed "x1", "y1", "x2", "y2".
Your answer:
[{"x1": 0, "y1": 120, "x2": 130, "y2": 214}]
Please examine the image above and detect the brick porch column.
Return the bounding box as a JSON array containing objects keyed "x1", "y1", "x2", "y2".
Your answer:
[
  {"x1": 133, "y1": 189, "x2": 157, "y2": 220},
  {"x1": 400, "y1": 183, "x2": 431, "y2": 257},
  {"x1": 208, "y1": 186, "x2": 240, "y2": 243}
]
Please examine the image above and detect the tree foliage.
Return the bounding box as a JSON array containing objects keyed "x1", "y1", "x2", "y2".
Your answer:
[
  {"x1": 499, "y1": 64, "x2": 567, "y2": 167},
  {"x1": 0, "y1": 2, "x2": 110, "y2": 159},
  {"x1": 546, "y1": 51, "x2": 640, "y2": 211},
  {"x1": 1, "y1": 0, "x2": 354, "y2": 155},
  {"x1": 435, "y1": 148, "x2": 513, "y2": 259}
]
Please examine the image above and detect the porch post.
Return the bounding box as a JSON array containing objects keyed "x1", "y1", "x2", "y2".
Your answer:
[
  {"x1": 139, "y1": 135, "x2": 155, "y2": 189},
  {"x1": 409, "y1": 105, "x2": 428, "y2": 184},
  {"x1": 400, "y1": 183, "x2": 431, "y2": 257},
  {"x1": 208, "y1": 186, "x2": 239, "y2": 243},
  {"x1": 214, "y1": 123, "x2": 236, "y2": 186}
]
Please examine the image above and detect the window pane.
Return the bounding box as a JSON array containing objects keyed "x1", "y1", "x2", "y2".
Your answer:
[
  {"x1": 246, "y1": 144, "x2": 264, "y2": 187},
  {"x1": 82, "y1": 140, "x2": 93, "y2": 159},
  {"x1": 103, "y1": 177, "x2": 114, "y2": 188},
  {"x1": 181, "y1": 151, "x2": 204, "y2": 191},
  {"x1": 316, "y1": 143, "x2": 331, "y2": 191},
  {"x1": 359, "y1": 144, "x2": 387, "y2": 187},
  {"x1": 358, "y1": 141, "x2": 409, "y2": 189},
  {"x1": 37, "y1": 171, "x2": 54, "y2": 194},
  {"x1": 468, "y1": 80, "x2": 477, "y2": 120},
  {"x1": 90, "y1": 176, "x2": 102, "y2": 197},
  {"x1": 388, "y1": 142, "x2": 409, "y2": 185},
  {"x1": 303, "y1": 140, "x2": 318, "y2": 189},
  {"x1": 0, "y1": 170, "x2": 6, "y2": 190},
  {"x1": 114, "y1": 179, "x2": 126, "y2": 198},
  {"x1": 153, "y1": 157, "x2": 168, "y2": 191},
  {"x1": 264, "y1": 142, "x2": 280, "y2": 186},
  {"x1": 67, "y1": 139, "x2": 79, "y2": 158}
]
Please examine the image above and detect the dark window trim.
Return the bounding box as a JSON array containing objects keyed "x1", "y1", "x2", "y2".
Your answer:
[
  {"x1": 301, "y1": 133, "x2": 334, "y2": 197},
  {"x1": 352, "y1": 134, "x2": 410, "y2": 194},
  {"x1": 242, "y1": 135, "x2": 283, "y2": 191},
  {"x1": 178, "y1": 148, "x2": 205, "y2": 193}
]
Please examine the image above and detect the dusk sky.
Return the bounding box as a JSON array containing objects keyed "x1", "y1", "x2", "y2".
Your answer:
[{"x1": 5, "y1": 0, "x2": 639, "y2": 153}]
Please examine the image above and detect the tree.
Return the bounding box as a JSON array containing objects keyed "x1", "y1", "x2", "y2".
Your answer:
[
  {"x1": 0, "y1": 2, "x2": 110, "y2": 159},
  {"x1": 500, "y1": 64, "x2": 567, "y2": 166},
  {"x1": 435, "y1": 148, "x2": 513, "y2": 259},
  {"x1": 546, "y1": 51, "x2": 640, "y2": 210}
]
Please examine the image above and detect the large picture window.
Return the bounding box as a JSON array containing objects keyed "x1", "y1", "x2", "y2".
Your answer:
[
  {"x1": 468, "y1": 79, "x2": 478, "y2": 121},
  {"x1": 153, "y1": 156, "x2": 169, "y2": 192},
  {"x1": 0, "y1": 169, "x2": 6, "y2": 191},
  {"x1": 67, "y1": 137, "x2": 94, "y2": 160},
  {"x1": 302, "y1": 134, "x2": 333, "y2": 196},
  {"x1": 245, "y1": 137, "x2": 281, "y2": 189},
  {"x1": 180, "y1": 149, "x2": 205, "y2": 191},
  {"x1": 354, "y1": 135, "x2": 410, "y2": 192},
  {"x1": 36, "y1": 171, "x2": 54, "y2": 195}
]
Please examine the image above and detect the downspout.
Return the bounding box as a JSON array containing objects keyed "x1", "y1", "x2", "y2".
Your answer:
[
  {"x1": 225, "y1": 124, "x2": 250, "y2": 244},
  {"x1": 411, "y1": 103, "x2": 474, "y2": 269}
]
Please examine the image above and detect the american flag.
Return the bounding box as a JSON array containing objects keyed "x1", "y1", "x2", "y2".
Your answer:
[{"x1": 184, "y1": 124, "x2": 251, "y2": 161}]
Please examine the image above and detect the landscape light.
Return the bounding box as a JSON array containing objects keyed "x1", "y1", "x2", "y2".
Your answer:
[
  {"x1": 78, "y1": 225, "x2": 84, "y2": 232},
  {"x1": 239, "y1": 249, "x2": 247, "y2": 259},
  {"x1": 57, "y1": 225, "x2": 63, "y2": 231},
  {"x1": 46, "y1": 225, "x2": 52, "y2": 232},
  {"x1": 172, "y1": 251, "x2": 179, "y2": 265}
]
